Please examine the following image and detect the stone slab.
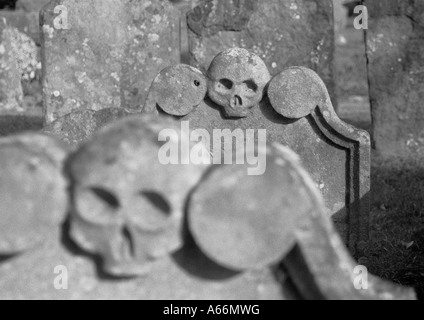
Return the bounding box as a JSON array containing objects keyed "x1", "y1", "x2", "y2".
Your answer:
[
  {"x1": 143, "y1": 50, "x2": 371, "y2": 256},
  {"x1": 365, "y1": 0, "x2": 424, "y2": 157},
  {"x1": 187, "y1": 0, "x2": 336, "y2": 104},
  {"x1": 40, "y1": 0, "x2": 181, "y2": 123},
  {"x1": 0, "y1": 19, "x2": 24, "y2": 113},
  {"x1": 0, "y1": 10, "x2": 40, "y2": 44}
]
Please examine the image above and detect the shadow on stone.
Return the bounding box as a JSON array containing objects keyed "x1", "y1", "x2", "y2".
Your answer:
[
  {"x1": 259, "y1": 98, "x2": 298, "y2": 126},
  {"x1": 172, "y1": 199, "x2": 240, "y2": 281},
  {"x1": 0, "y1": 115, "x2": 43, "y2": 136},
  {"x1": 60, "y1": 217, "x2": 135, "y2": 282},
  {"x1": 0, "y1": 254, "x2": 18, "y2": 264}
]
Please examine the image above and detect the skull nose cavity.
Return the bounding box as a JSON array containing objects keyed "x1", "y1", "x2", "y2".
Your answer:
[
  {"x1": 219, "y1": 78, "x2": 234, "y2": 90},
  {"x1": 231, "y1": 95, "x2": 243, "y2": 109},
  {"x1": 90, "y1": 187, "x2": 120, "y2": 209},
  {"x1": 121, "y1": 225, "x2": 135, "y2": 258}
]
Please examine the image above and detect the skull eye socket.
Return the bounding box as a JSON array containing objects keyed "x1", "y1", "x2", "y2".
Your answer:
[
  {"x1": 90, "y1": 187, "x2": 120, "y2": 209},
  {"x1": 244, "y1": 79, "x2": 258, "y2": 92},
  {"x1": 140, "y1": 191, "x2": 171, "y2": 216},
  {"x1": 219, "y1": 79, "x2": 234, "y2": 90}
]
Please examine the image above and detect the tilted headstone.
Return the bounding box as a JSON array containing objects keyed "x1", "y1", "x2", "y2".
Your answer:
[
  {"x1": 143, "y1": 48, "x2": 371, "y2": 256},
  {"x1": 0, "y1": 122, "x2": 413, "y2": 299},
  {"x1": 187, "y1": 0, "x2": 336, "y2": 104},
  {"x1": 40, "y1": 0, "x2": 181, "y2": 124},
  {"x1": 0, "y1": 19, "x2": 24, "y2": 113},
  {"x1": 365, "y1": 0, "x2": 424, "y2": 157}
]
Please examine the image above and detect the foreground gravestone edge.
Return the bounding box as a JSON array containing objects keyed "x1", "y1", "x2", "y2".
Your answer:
[
  {"x1": 188, "y1": 146, "x2": 314, "y2": 271},
  {"x1": 0, "y1": 122, "x2": 411, "y2": 299},
  {"x1": 41, "y1": 0, "x2": 181, "y2": 124}
]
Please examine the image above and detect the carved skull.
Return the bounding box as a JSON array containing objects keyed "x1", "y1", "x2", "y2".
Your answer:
[
  {"x1": 207, "y1": 48, "x2": 271, "y2": 118},
  {"x1": 68, "y1": 115, "x2": 209, "y2": 277}
]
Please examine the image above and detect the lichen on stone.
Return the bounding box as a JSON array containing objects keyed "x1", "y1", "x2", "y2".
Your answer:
[{"x1": 8, "y1": 26, "x2": 41, "y2": 81}]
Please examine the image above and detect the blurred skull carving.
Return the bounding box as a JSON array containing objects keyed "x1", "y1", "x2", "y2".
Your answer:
[{"x1": 68, "y1": 116, "x2": 208, "y2": 277}]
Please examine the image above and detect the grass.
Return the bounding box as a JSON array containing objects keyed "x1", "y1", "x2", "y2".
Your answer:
[
  {"x1": 365, "y1": 156, "x2": 424, "y2": 299},
  {"x1": 336, "y1": 20, "x2": 424, "y2": 300}
]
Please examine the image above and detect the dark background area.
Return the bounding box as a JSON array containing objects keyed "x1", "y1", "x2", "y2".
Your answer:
[{"x1": 0, "y1": 0, "x2": 16, "y2": 10}]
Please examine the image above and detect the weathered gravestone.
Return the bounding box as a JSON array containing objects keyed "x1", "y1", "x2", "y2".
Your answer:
[
  {"x1": 40, "y1": 0, "x2": 181, "y2": 124},
  {"x1": 0, "y1": 19, "x2": 43, "y2": 135},
  {"x1": 143, "y1": 48, "x2": 371, "y2": 257},
  {"x1": 0, "y1": 0, "x2": 50, "y2": 45},
  {"x1": 365, "y1": 0, "x2": 424, "y2": 157},
  {"x1": 333, "y1": 0, "x2": 348, "y2": 45},
  {"x1": 187, "y1": 0, "x2": 336, "y2": 104},
  {"x1": 0, "y1": 117, "x2": 413, "y2": 299},
  {"x1": 0, "y1": 10, "x2": 41, "y2": 45},
  {"x1": 0, "y1": 19, "x2": 24, "y2": 113}
]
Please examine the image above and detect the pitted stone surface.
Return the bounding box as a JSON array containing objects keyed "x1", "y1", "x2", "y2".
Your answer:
[
  {"x1": 207, "y1": 48, "x2": 271, "y2": 118},
  {"x1": 268, "y1": 67, "x2": 325, "y2": 119},
  {"x1": 0, "y1": 11, "x2": 41, "y2": 44},
  {"x1": 365, "y1": 0, "x2": 424, "y2": 157},
  {"x1": 9, "y1": 0, "x2": 51, "y2": 44},
  {"x1": 41, "y1": 0, "x2": 181, "y2": 123},
  {"x1": 43, "y1": 108, "x2": 133, "y2": 148},
  {"x1": 187, "y1": 0, "x2": 335, "y2": 104},
  {"x1": 0, "y1": 19, "x2": 24, "y2": 113},
  {"x1": 144, "y1": 64, "x2": 207, "y2": 116},
  {"x1": 0, "y1": 133, "x2": 68, "y2": 255},
  {"x1": 188, "y1": 0, "x2": 259, "y2": 37}
]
